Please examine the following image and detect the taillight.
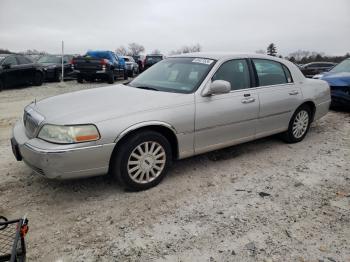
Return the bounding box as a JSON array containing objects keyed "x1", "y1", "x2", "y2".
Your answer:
[{"x1": 100, "y1": 59, "x2": 108, "y2": 65}]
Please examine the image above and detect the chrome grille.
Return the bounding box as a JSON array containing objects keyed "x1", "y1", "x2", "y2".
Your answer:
[{"x1": 23, "y1": 108, "x2": 44, "y2": 138}]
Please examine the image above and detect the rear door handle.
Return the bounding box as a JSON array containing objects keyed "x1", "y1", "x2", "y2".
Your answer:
[
  {"x1": 289, "y1": 90, "x2": 299, "y2": 95},
  {"x1": 241, "y1": 97, "x2": 255, "y2": 104}
]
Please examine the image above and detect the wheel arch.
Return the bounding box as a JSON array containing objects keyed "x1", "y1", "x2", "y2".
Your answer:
[
  {"x1": 299, "y1": 100, "x2": 316, "y2": 122},
  {"x1": 109, "y1": 122, "x2": 179, "y2": 171}
]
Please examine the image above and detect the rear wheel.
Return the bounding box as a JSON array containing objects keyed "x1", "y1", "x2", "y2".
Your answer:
[
  {"x1": 282, "y1": 105, "x2": 312, "y2": 143},
  {"x1": 0, "y1": 79, "x2": 4, "y2": 92},
  {"x1": 107, "y1": 73, "x2": 115, "y2": 84},
  {"x1": 33, "y1": 72, "x2": 43, "y2": 86},
  {"x1": 124, "y1": 70, "x2": 128, "y2": 80},
  {"x1": 55, "y1": 71, "x2": 62, "y2": 82},
  {"x1": 77, "y1": 75, "x2": 84, "y2": 83},
  {"x1": 111, "y1": 131, "x2": 172, "y2": 191}
]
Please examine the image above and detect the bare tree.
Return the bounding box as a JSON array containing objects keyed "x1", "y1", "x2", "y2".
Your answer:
[
  {"x1": 267, "y1": 43, "x2": 277, "y2": 56},
  {"x1": 255, "y1": 49, "x2": 266, "y2": 54},
  {"x1": 128, "y1": 43, "x2": 145, "y2": 56},
  {"x1": 169, "y1": 43, "x2": 202, "y2": 55},
  {"x1": 151, "y1": 49, "x2": 161, "y2": 55},
  {"x1": 116, "y1": 46, "x2": 128, "y2": 56}
]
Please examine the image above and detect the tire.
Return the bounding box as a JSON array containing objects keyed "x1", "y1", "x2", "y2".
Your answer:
[
  {"x1": 111, "y1": 130, "x2": 172, "y2": 191},
  {"x1": 107, "y1": 73, "x2": 115, "y2": 84},
  {"x1": 77, "y1": 75, "x2": 84, "y2": 83},
  {"x1": 55, "y1": 71, "x2": 63, "y2": 82},
  {"x1": 282, "y1": 105, "x2": 312, "y2": 143},
  {"x1": 124, "y1": 70, "x2": 128, "y2": 80},
  {"x1": 0, "y1": 79, "x2": 3, "y2": 92},
  {"x1": 33, "y1": 71, "x2": 43, "y2": 86},
  {"x1": 129, "y1": 69, "x2": 134, "y2": 78}
]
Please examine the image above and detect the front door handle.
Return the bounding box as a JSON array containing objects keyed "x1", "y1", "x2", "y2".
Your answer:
[
  {"x1": 289, "y1": 90, "x2": 299, "y2": 95},
  {"x1": 241, "y1": 97, "x2": 255, "y2": 104}
]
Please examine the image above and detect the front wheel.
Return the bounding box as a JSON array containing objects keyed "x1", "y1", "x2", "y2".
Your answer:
[
  {"x1": 77, "y1": 75, "x2": 84, "y2": 83},
  {"x1": 111, "y1": 131, "x2": 172, "y2": 191},
  {"x1": 107, "y1": 73, "x2": 115, "y2": 84},
  {"x1": 123, "y1": 70, "x2": 128, "y2": 80},
  {"x1": 282, "y1": 105, "x2": 312, "y2": 143},
  {"x1": 0, "y1": 79, "x2": 3, "y2": 92},
  {"x1": 33, "y1": 72, "x2": 43, "y2": 86}
]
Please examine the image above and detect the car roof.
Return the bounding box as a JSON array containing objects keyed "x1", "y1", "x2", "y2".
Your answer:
[{"x1": 170, "y1": 52, "x2": 289, "y2": 62}]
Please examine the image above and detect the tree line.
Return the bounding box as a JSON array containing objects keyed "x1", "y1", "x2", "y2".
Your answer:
[{"x1": 259, "y1": 43, "x2": 350, "y2": 64}]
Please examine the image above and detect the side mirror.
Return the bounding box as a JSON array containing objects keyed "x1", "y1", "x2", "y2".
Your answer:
[
  {"x1": 2, "y1": 63, "x2": 11, "y2": 69},
  {"x1": 202, "y1": 80, "x2": 231, "y2": 96}
]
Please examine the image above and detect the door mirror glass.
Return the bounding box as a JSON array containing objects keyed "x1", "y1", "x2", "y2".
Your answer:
[{"x1": 202, "y1": 80, "x2": 231, "y2": 96}]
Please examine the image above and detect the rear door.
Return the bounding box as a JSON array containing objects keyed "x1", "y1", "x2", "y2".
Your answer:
[
  {"x1": 252, "y1": 59, "x2": 303, "y2": 138},
  {"x1": 195, "y1": 59, "x2": 259, "y2": 154}
]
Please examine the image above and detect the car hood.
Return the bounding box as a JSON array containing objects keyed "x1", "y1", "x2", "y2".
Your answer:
[
  {"x1": 321, "y1": 72, "x2": 350, "y2": 86},
  {"x1": 28, "y1": 84, "x2": 192, "y2": 124}
]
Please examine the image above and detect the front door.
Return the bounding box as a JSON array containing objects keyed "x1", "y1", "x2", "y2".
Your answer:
[{"x1": 195, "y1": 59, "x2": 259, "y2": 154}]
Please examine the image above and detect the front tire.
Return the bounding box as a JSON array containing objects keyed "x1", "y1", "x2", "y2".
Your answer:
[
  {"x1": 124, "y1": 70, "x2": 128, "y2": 80},
  {"x1": 0, "y1": 79, "x2": 3, "y2": 92},
  {"x1": 33, "y1": 71, "x2": 43, "y2": 86},
  {"x1": 77, "y1": 75, "x2": 84, "y2": 83},
  {"x1": 111, "y1": 131, "x2": 172, "y2": 191},
  {"x1": 282, "y1": 105, "x2": 312, "y2": 143}
]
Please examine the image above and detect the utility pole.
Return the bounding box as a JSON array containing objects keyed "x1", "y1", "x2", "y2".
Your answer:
[{"x1": 61, "y1": 40, "x2": 64, "y2": 82}]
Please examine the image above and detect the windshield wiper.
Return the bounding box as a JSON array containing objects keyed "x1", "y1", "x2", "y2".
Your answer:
[{"x1": 133, "y1": 86, "x2": 159, "y2": 91}]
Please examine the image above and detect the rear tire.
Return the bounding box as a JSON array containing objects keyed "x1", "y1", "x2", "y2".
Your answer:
[
  {"x1": 77, "y1": 75, "x2": 84, "y2": 83},
  {"x1": 33, "y1": 72, "x2": 43, "y2": 86},
  {"x1": 124, "y1": 70, "x2": 128, "y2": 80},
  {"x1": 107, "y1": 73, "x2": 115, "y2": 84},
  {"x1": 0, "y1": 79, "x2": 4, "y2": 92},
  {"x1": 110, "y1": 131, "x2": 172, "y2": 191},
  {"x1": 55, "y1": 71, "x2": 62, "y2": 82},
  {"x1": 282, "y1": 105, "x2": 312, "y2": 143}
]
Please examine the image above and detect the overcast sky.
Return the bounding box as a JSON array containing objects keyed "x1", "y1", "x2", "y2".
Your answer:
[{"x1": 0, "y1": 0, "x2": 349, "y2": 56}]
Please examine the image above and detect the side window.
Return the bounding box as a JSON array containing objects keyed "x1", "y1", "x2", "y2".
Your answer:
[
  {"x1": 253, "y1": 59, "x2": 290, "y2": 86},
  {"x1": 3, "y1": 56, "x2": 18, "y2": 66},
  {"x1": 212, "y1": 59, "x2": 251, "y2": 90}
]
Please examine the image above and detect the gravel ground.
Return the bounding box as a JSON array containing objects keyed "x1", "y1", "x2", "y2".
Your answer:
[{"x1": 0, "y1": 81, "x2": 349, "y2": 262}]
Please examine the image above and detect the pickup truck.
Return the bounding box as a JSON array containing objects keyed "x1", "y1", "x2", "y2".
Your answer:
[{"x1": 72, "y1": 51, "x2": 127, "y2": 84}]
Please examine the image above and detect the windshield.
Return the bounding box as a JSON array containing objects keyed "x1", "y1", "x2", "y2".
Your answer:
[
  {"x1": 330, "y1": 59, "x2": 350, "y2": 73},
  {"x1": 0, "y1": 56, "x2": 6, "y2": 64},
  {"x1": 38, "y1": 55, "x2": 61, "y2": 64},
  {"x1": 128, "y1": 57, "x2": 216, "y2": 93}
]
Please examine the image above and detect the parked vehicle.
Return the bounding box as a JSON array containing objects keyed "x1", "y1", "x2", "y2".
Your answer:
[
  {"x1": 37, "y1": 55, "x2": 76, "y2": 82},
  {"x1": 313, "y1": 58, "x2": 350, "y2": 108},
  {"x1": 121, "y1": 56, "x2": 139, "y2": 77},
  {"x1": 11, "y1": 53, "x2": 330, "y2": 190},
  {"x1": 133, "y1": 55, "x2": 145, "y2": 72},
  {"x1": 300, "y1": 62, "x2": 336, "y2": 78},
  {"x1": 143, "y1": 54, "x2": 165, "y2": 70},
  {"x1": 72, "y1": 51, "x2": 127, "y2": 84},
  {"x1": 0, "y1": 54, "x2": 44, "y2": 91}
]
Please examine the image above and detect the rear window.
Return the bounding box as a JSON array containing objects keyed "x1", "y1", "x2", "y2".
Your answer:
[
  {"x1": 123, "y1": 57, "x2": 130, "y2": 62},
  {"x1": 146, "y1": 56, "x2": 162, "y2": 63}
]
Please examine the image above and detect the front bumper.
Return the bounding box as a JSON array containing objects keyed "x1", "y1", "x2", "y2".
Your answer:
[{"x1": 11, "y1": 121, "x2": 115, "y2": 179}]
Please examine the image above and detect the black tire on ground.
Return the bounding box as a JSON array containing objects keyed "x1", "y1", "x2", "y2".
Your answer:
[
  {"x1": 107, "y1": 73, "x2": 115, "y2": 84},
  {"x1": 55, "y1": 71, "x2": 62, "y2": 82},
  {"x1": 110, "y1": 130, "x2": 172, "y2": 191},
  {"x1": 124, "y1": 70, "x2": 128, "y2": 80},
  {"x1": 129, "y1": 70, "x2": 134, "y2": 78},
  {"x1": 282, "y1": 104, "x2": 312, "y2": 143},
  {"x1": 0, "y1": 79, "x2": 3, "y2": 92},
  {"x1": 77, "y1": 75, "x2": 84, "y2": 83},
  {"x1": 33, "y1": 71, "x2": 43, "y2": 86}
]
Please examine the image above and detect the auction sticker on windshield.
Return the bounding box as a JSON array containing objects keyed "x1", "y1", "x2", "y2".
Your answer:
[{"x1": 192, "y1": 58, "x2": 214, "y2": 65}]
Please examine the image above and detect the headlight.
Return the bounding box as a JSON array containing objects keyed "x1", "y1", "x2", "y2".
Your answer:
[{"x1": 38, "y1": 124, "x2": 100, "y2": 144}]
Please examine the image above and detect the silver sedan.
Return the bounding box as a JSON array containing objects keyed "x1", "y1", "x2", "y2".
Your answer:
[{"x1": 11, "y1": 53, "x2": 331, "y2": 190}]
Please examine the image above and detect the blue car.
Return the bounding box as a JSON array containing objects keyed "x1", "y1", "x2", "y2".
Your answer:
[
  {"x1": 314, "y1": 58, "x2": 350, "y2": 108},
  {"x1": 73, "y1": 50, "x2": 128, "y2": 84}
]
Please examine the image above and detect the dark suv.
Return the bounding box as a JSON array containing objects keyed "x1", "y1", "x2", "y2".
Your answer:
[
  {"x1": 143, "y1": 54, "x2": 165, "y2": 71},
  {"x1": 300, "y1": 62, "x2": 336, "y2": 78},
  {"x1": 0, "y1": 54, "x2": 44, "y2": 91}
]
